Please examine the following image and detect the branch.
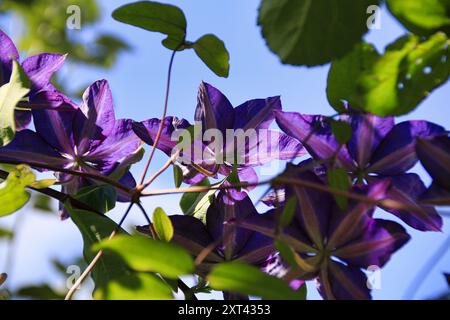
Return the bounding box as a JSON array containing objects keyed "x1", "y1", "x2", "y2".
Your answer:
[{"x1": 139, "y1": 47, "x2": 179, "y2": 185}]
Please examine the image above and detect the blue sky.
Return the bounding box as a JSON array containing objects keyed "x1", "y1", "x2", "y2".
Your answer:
[{"x1": 1, "y1": 0, "x2": 449, "y2": 300}]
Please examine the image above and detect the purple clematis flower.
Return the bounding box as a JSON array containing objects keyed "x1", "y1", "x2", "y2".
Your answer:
[
  {"x1": 132, "y1": 82, "x2": 305, "y2": 189},
  {"x1": 137, "y1": 191, "x2": 275, "y2": 278},
  {"x1": 0, "y1": 80, "x2": 141, "y2": 214},
  {"x1": 416, "y1": 135, "x2": 450, "y2": 205},
  {"x1": 275, "y1": 111, "x2": 445, "y2": 231},
  {"x1": 0, "y1": 29, "x2": 76, "y2": 130},
  {"x1": 241, "y1": 163, "x2": 410, "y2": 300}
]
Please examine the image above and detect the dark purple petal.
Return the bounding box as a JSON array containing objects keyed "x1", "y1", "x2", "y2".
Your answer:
[
  {"x1": 85, "y1": 119, "x2": 141, "y2": 174},
  {"x1": 194, "y1": 82, "x2": 234, "y2": 135},
  {"x1": 346, "y1": 113, "x2": 394, "y2": 169},
  {"x1": 327, "y1": 179, "x2": 390, "y2": 248},
  {"x1": 32, "y1": 108, "x2": 76, "y2": 154},
  {"x1": 318, "y1": 261, "x2": 371, "y2": 300},
  {"x1": 0, "y1": 30, "x2": 18, "y2": 85},
  {"x1": 369, "y1": 121, "x2": 445, "y2": 175},
  {"x1": 245, "y1": 130, "x2": 305, "y2": 166},
  {"x1": 29, "y1": 83, "x2": 78, "y2": 109},
  {"x1": 233, "y1": 96, "x2": 281, "y2": 131},
  {"x1": 275, "y1": 111, "x2": 355, "y2": 169},
  {"x1": 0, "y1": 129, "x2": 67, "y2": 168},
  {"x1": 117, "y1": 171, "x2": 136, "y2": 202},
  {"x1": 416, "y1": 136, "x2": 450, "y2": 190},
  {"x1": 206, "y1": 191, "x2": 258, "y2": 259},
  {"x1": 14, "y1": 110, "x2": 32, "y2": 131},
  {"x1": 376, "y1": 174, "x2": 442, "y2": 231},
  {"x1": 132, "y1": 116, "x2": 190, "y2": 156},
  {"x1": 74, "y1": 80, "x2": 116, "y2": 153},
  {"x1": 420, "y1": 183, "x2": 450, "y2": 206},
  {"x1": 333, "y1": 218, "x2": 410, "y2": 268},
  {"x1": 21, "y1": 53, "x2": 66, "y2": 90},
  {"x1": 286, "y1": 169, "x2": 335, "y2": 247},
  {"x1": 236, "y1": 231, "x2": 275, "y2": 265}
]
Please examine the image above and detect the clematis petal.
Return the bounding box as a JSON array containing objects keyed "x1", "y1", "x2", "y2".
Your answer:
[
  {"x1": 374, "y1": 174, "x2": 442, "y2": 231},
  {"x1": 244, "y1": 130, "x2": 305, "y2": 166},
  {"x1": 116, "y1": 171, "x2": 136, "y2": 202},
  {"x1": 14, "y1": 110, "x2": 32, "y2": 131},
  {"x1": 236, "y1": 231, "x2": 275, "y2": 265},
  {"x1": 74, "y1": 80, "x2": 116, "y2": 153},
  {"x1": 333, "y1": 218, "x2": 410, "y2": 268},
  {"x1": 21, "y1": 53, "x2": 66, "y2": 90},
  {"x1": 85, "y1": 119, "x2": 141, "y2": 174},
  {"x1": 346, "y1": 113, "x2": 394, "y2": 169},
  {"x1": 30, "y1": 83, "x2": 78, "y2": 109},
  {"x1": 32, "y1": 108, "x2": 76, "y2": 154},
  {"x1": 0, "y1": 129, "x2": 67, "y2": 168},
  {"x1": 368, "y1": 121, "x2": 445, "y2": 175},
  {"x1": 275, "y1": 111, "x2": 355, "y2": 169},
  {"x1": 318, "y1": 261, "x2": 371, "y2": 300},
  {"x1": 132, "y1": 116, "x2": 190, "y2": 156},
  {"x1": 416, "y1": 135, "x2": 450, "y2": 190},
  {"x1": 206, "y1": 191, "x2": 258, "y2": 260},
  {"x1": 284, "y1": 168, "x2": 335, "y2": 247},
  {"x1": 194, "y1": 82, "x2": 234, "y2": 134},
  {"x1": 0, "y1": 30, "x2": 19, "y2": 85},
  {"x1": 420, "y1": 183, "x2": 450, "y2": 206},
  {"x1": 327, "y1": 179, "x2": 390, "y2": 249},
  {"x1": 233, "y1": 96, "x2": 281, "y2": 131}
]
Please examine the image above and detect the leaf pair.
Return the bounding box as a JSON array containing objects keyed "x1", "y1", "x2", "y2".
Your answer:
[{"x1": 112, "y1": 1, "x2": 229, "y2": 77}]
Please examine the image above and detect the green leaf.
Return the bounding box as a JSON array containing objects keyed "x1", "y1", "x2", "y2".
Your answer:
[
  {"x1": 65, "y1": 201, "x2": 131, "y2": 297},
  {"x1": 33, "y1": 194, "x2": 53, "y2": 212},
  {"x1": 173, "y1": 164, "x2": 183, "y2": 188},
  {"x1": 93, "y1": 272, "x2": 173, "y2": 300},
  {"x1": 387, "y1": 0, "x2": 450, "y2": 36},
  {"x1": 112, "y1": 1, "x2": 186, "y2": 48},
  {"x1": 328, "y1": 33, "x2": 450, "y2": 116},
  {"x1": 74, "y1": 184, "x2": 117, "y2": 214},
  {"x1": 193, "y1": 34, "x2": 230, "y2": 77},
  {"x1": 0, "y1": 60, "x2": 30, "y2": 147},
  {"x1": 0, "y1": 165, "x2": 35, "y2": 217},
  {"x1": 16, "y1": 284, "x2": 65, "y2": 300},
  {"x1": 0, "y1": 227, "x2": 13, "y2": 239},
  {"x1": 152, "y1": 207, "x2": 174, "y2": 242},
  {"x1": 94, "y1": 235, "x2": 195, "y2": 279},
  {"x1": 327, "y1": 42, "x2": 380, "y2": 112},
  {"x1": 275, "y1": 240, "x2": 297, "y2": 267},
  {"x1": 327, "y1": 168, "x2": 350, "y2": 210},
  {"x1": 329, "y1": 119, "x2": 353, "y2": 145},
  {"x1": 227, "y1": 162, "x2": 241, "y2": 191},
  {"x1": 258, "y1": 0, "x2": 380, "y2": 66},
  {"x1": 280, "y1": 196, "x2": 296, "y2": 227},
  {"x1": 180, "y1": 178, "x2": 215, "y2": 222},
  {"x1": 207, "y1": 262, "x2": 306, "y2": 300}
]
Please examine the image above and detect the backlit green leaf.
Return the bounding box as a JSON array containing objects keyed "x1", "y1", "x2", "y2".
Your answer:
[
  {"x1": 0, "y1": 165, "x2": 35, "y2": 217},
  {"x1": 207, "y1": 262, "x2": 306, "y2": 300},
  {"x1": 94, "y1": 235, "x2": 195, "y2": 279},
  {"x1": 152, "y1": 207, "x2": 174, "y2": 241},
  {"x1": 193, "y1": 34, "x2": 230, "y2": 77},
  {"x1": 0, "y1": 61, "x2": 30, "y2": 147}
]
